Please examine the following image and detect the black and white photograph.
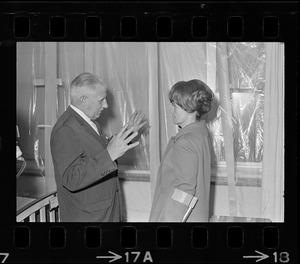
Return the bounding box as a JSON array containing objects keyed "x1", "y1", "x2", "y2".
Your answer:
[{"x1": 16, "y1": 42, "x2": 284, "y2": 223}]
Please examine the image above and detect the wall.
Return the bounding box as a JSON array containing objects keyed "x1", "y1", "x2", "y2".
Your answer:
[{"x1": 121, "y1": 181, "x2": 262, "y2": 222}]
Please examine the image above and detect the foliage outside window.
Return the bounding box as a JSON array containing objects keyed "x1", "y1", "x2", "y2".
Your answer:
[{"x1": 210, "y1": 42, "x2": 265, "y2": 166}]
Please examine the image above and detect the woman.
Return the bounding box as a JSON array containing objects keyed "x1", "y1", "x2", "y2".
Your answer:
[{"x1": 149, "y1": 79, "x2": 214, "y2": 222}]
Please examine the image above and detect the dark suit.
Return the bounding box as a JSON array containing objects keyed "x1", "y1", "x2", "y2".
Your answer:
[{"x1": 50, "y1": 106, "x2": 121, "y2": 222}]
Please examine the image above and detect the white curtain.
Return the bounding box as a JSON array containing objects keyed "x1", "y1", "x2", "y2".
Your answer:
[
  {"x1": 147, "y1": 43, "x2": 160, "y2": 198},
  {"x1": 261, "y1": 42, "x2": 284, "y2": 222}
]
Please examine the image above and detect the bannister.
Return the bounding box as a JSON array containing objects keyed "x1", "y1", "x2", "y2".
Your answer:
[{"x1": 17, "y1": 191, "x2": 59, "y2": 222}]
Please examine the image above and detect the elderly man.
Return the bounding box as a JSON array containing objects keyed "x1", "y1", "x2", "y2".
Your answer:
[{"x1": 50, "y1": 72, "x2": 145, "y2": 222}]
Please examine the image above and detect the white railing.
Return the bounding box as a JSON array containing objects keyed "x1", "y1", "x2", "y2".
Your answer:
[{"x1": 17, "y1": 191, "x2": 60, "y2": 222}]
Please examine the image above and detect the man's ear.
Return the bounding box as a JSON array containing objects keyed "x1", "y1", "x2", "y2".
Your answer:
[{"x1": 80, "y1": 95, "x2": 87, "y2": 106}]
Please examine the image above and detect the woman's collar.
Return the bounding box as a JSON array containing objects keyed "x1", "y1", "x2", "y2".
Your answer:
[{"x1": 173, "y1": 120, "x2": 208, "y2": 142}]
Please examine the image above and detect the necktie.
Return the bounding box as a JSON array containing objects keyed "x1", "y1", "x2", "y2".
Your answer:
[{"x1": 91, "y1": 121, "x2": 109, "y2": 146}]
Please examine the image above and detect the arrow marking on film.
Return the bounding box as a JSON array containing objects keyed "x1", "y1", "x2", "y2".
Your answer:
[
  {"x1": 0, "y1": 253, "x2": 9, "y2": 263},
  {"x1": 96, "y1": 251, "x2": 122, "y2": 263},
  {"x1": 243, "y1": 250, "x2": 269, "y2": 262}
]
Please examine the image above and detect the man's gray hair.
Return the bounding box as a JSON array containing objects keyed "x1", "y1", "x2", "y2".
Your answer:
[{"x1": 70, "y1": 73, "x2": 106, "y2": 104}]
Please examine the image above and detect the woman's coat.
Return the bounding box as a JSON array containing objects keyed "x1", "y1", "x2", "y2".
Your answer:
[{"x1": 149, "y1": 120, "x2": 211, "y2": 222}]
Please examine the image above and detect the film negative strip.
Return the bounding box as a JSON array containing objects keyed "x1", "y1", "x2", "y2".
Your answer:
[{"x1": 0, "y1": 1, "x2": 298, "y2": 263}]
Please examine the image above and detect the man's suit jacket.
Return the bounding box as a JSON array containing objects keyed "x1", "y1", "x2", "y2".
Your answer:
[
  {"x1": 149, "y1": 120, "x2": 211, "y2": 222},
  {"x1": 50, "y1": 106, "x2": 121, "y2": 222}
]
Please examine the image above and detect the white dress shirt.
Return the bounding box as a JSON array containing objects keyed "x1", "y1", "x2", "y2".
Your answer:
[{"x1": 70, "y1": 104, "x2": 99, "y2": 135}]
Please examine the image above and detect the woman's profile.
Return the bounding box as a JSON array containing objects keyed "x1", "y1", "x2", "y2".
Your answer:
[{"x1": 149, "y1": 79, "x2": 214, "y2": 222}]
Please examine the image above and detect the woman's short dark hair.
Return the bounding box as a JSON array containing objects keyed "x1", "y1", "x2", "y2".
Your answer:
[{"x1": 169, "y1": 79, "x2": 214, "y2": 120}]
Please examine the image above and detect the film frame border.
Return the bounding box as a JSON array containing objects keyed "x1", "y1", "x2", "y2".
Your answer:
[
  {"x1": 0, "y1": 1, "x2": 298, "y2": 263},
  {"x1": 0, "y1": 2, "x2": 295, "y2": 41}
]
